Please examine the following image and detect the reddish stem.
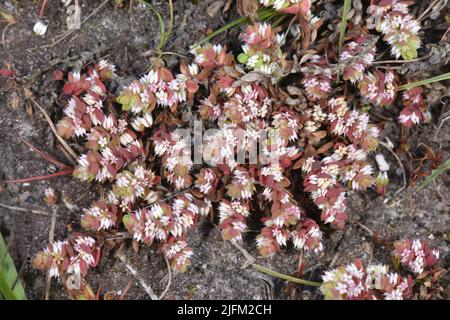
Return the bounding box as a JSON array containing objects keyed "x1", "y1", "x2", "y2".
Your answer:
[
  {"x1": 39, "y1": 0, "x2": 47, "y2": 17},
  {"x1": 1, "y1": 169, "x2": 73, "y2": 184},
  {"x1": 21, "y1": 139, "x2": 72, "y2": 169}
]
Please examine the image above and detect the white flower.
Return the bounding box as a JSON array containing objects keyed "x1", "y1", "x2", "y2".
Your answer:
[
  {"x1": 33, "y1": 21, "x2": 48, "y2": 36},
  {"x1": 188, "y1": 63, "x2": 199, "y2": 76},
  {"x1": 384, "y1": 289, "x2": 404, "y2": 300},
  {"x1": 375, "y1": 154, "x2": 390, "y2": 172}
]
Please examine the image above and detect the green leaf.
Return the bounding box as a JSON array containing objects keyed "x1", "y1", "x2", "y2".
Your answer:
[
  {"x1": 252, "y1": 263, "x2": 321, "y2": 287},
  {"x1": 338, "y1": 0, "x2": 351, "y2": 52},
  {"x1": 137, "y1": 0, "x2": 167, "y2": 50},
  {"x1": 401, "y1": 48, "x2": 417, "y2": 60},
  {"x1": 0, "y1": 10, "x2": 15, "y2": 24},
  {"x1": 418, "y1": 158, "x2": 450, "y2": 190},
  {"x1": 392, "y1": 255, "x2": 400, "y2": 271},
  {"x1": 237, "y1": 53, "x2": 249, "y2": 64},
  {"x1": 116, "y1": 95, "x2": 130, "y2": 105},
  {"x1": 0, "y1": 233, "x2": 26, "y2": 300},
  {"x1": 398, "y1": 72, "x2": 450, "y2": 91}
]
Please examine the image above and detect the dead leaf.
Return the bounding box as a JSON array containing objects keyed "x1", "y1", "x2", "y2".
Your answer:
[
  {"x1": 0, "y1": 10, "x2": 15, "y2": 24},
  {"x1": 293, "y1": 157, "x2": 305, "y2": 170},
  {"x1": 11, "y1": 94, "x2": 19, "y2": 110},
  {"x1": 207, "y1": 1, "x2": 225, "y2": 18},
  {"x1": 223, "y1": 0, "x2": 233, "y2": 13},
  {"x1": 66, "y1": 4, "x2": 81, "y2": 30},
  {"x1": 240, "y1": 71, "x2": 267, "y2": 82},
  {"x1": 317, "y1": 141, "x2": 333, "y2": 154},
  {"x1": 287, "y1": 85, "x2": 303, "y2": 96},
  {"x1": 23, "y1": 87, "x2": 33, "y2": 100},
  {"x1": 25, "y1": 102, "x2": 33, "y2": 116}
]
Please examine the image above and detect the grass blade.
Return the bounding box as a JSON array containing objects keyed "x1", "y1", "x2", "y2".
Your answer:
[
  {"x1": 252, "y1": 263, "x2": 321, "y2": 287},
  {"x1": 398, "y1": 72, "x2": 450, "y2": 91},
  {"x1": 0, "y1": 233, "x2": 26, "y2": 300},
  {"x1": 137, "y1": 0, "x2": 166, "y2": 50},
  {"x1": 338, "y1": 0, "x2": 351, "y2": 52},
  {"x1": 418, "y1": 158, "x2": 450, "y2": 190}
]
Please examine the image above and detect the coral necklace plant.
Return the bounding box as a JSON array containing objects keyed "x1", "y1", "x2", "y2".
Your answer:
[{"x1": 30, "y1": 0, "x2": 447, "y2": 300}]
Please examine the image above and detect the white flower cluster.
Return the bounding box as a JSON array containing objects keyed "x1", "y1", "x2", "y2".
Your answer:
[
  {"x1": 369, "y1": 1, "x2": 421, "y2": 60},
  {"x1": 43, "y1": 240, "x2": 69, "y2": 278},
  {"x1": 218, "y1": 200, "x2": 251, "y2": 241},
  {"x1": 154, "y1": 132, "x2": 194, "y2": 190},
  {"x1": 396, "y1": 239, "x2": 440, "y2": 274},
  {"x1": 117, "y1": 68, "x2": 190, "y2": 132},
  {"x1": 321, "y1": 261, "x2": 411, "y2": 300},
  {"x1": 259, "y1": 0, "x2": 310, "y2": 13},
  {"x1": 291, "y1": 223, "x2": 323, "y2": 254},
  {"x1": 67, "y1": 236, "x2": 97, "y2": 276},
  {"x1": 238, "y1": 23, "x2": 287, "y2": 79}
]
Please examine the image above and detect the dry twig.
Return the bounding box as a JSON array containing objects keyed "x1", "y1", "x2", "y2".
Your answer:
[
  {"x1": 379, "y1": 141, "x2": 407, "y2": 196},
  {"x1": 118, "y1": 254, "x2": 159, "y2": 300},
  {"x1": 0, "y1": 202, "x2": 55, "y2": 217},
  {"x1": 39, "y1": 0, "x2": 109, "y2": 50},
  {"x1": 30, "y1": 97, "x2": 78, "y2": 162},
  {"x1": 44, "y1": 206, "x2": 58, "y2": 300},
  {"x1": 158, "y1": 258, "x2": 172, "y2": 300}
]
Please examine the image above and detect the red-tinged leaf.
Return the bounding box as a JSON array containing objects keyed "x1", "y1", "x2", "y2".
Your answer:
[
  {"x1": 94, "y1": 78, "x2": 107, "y2": 94},
  {"x1": 72, "y1": 81, "x2": 89, "y2": 97},
  {"x1": 218, "y1": 75, "x2": 234, "y2": 89},
  {"x1": 93, "y1": 248, "x2": 101, "y2": 267},
  {"x1": 80, "y1": 260, "x2": 88, "y2": 277},
  {"x1": 204, "y1": 47, "x2": 216, "y2": 61},
  {"x1": 314, "y1": 196, "x2": 326, "y2": 206},
  {"x1": 82, "y1": 114, "x2": 92, "y2": 129},
  {"x1": 94, "y1": 109, "x2": 105, "y2": 123},
  {"x1": 0, "y1": 68, "x2": 14, "y2": 77},
  {"x1": 317, "y1": 141, "x2": 334, "y2": 154},
  {"x1": 292, "y1": 157, "x2": 305, "y2": 170},
  {"x1": 425, "y1": 255, "x2": 437, "y2": 267},
  {"x1": 160, "y1": 67, "x2": 173, "y2": 82},
  {"x1": 186, "y1": 79, "x2": 199, "y2": 94},
  {"x1": 53, "y1": 69, "x2": 64, "y2": 81},
  {"x1": 116, "y1": 158, "x2": 125, "y2": 169},
  {"x1": 105, "y1": 163, "x2": 116, "y2": 176},
  {"x1": 63, "y1": 82, "x2": 76, "y2": 95},
  {"x1": 179, "y1": 62, "x2": 188, "y2": 76},
  {"x1": 303, "y1": 184, "x2": 316, "y2": 192}
]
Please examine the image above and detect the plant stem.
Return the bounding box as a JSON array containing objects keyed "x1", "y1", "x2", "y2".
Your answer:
[
  {"x1": 252, "y1": 263, "x2": 322, "y2": 287},
  {"x1": 21, "y1": 139, "x2": 72, "y2": 169},
  {"x1": 338, "y1": 0, "x2": 351, "y2": 52},
  {"x1": 398, "y1": 72, "x2": 450, "y2": 91},
  {"x1": 39, "y1": 0, "x2": 47, "y2": 18},
  {"x1": 137, "y1": 0, "x2": 166, "y2": 50},
  {"x1": 166, "y1": 0, "x2": 174, "y2": 45},
  {"x1": 1, "y1": 169, "x2": 73, "y2": 184}
]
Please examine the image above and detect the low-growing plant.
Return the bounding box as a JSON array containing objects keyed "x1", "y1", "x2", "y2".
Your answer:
[
  {"x1": 25, "y1": 0, "x2": 448, "y2": 299},
  {"x1": 321, "y1": 239, "x2": 445, "y2": 300}
]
